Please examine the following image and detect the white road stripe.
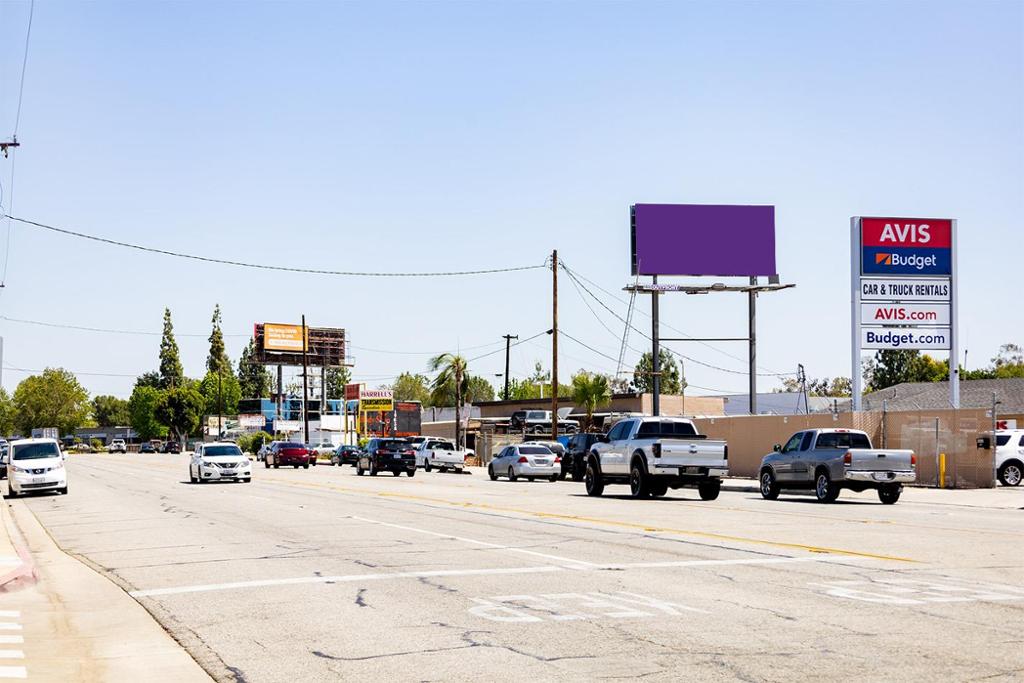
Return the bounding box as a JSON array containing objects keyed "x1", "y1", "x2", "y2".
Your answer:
[
  {"x1": 0, "y1": 639, "x2": 21, "y2": 646},
  {"x1": 0, "y1": 652, "x2": 23, "y2": 660},
  {"x1": 0, "y1": 666, "x2": 26, "y2": 679},
  {"x1": 129, "y1": 554, "x2": 876, "y2": 598},
  {"x1": 351, "y1": 515, "x2": 598, "y2": 569}
]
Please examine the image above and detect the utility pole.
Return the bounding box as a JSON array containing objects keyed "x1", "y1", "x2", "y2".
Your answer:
[
  {"x1": 651, "y1": 275, "x2": 660, "y2": 416},
  {"x1": 748, "y1": 276, "x2": 757, "y2": 415},
  {"x1": 217, "y1": 365, "x2": 223, "y2": 438},
  {"x1": 551, "y1": 250, "x2": 558, "y2": 438},
  {"x1": 502, "y1": 334, "x2": 518, "y2": 400},
  {"x1": 797, "y1": 363, "x2": 808, "y2": 414},
  {"x1": 454, "y1": 363, "x2": 462, "y2": 448},
  {"x1": 301, "y1": 315, "x2": 310, "y2": 445}
]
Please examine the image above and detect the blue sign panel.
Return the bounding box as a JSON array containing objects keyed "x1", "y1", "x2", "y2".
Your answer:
[{"x1": 861, "y1": 247, "x2": 952, "y2": 276}]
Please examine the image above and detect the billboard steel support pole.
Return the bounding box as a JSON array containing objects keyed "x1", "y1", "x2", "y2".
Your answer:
[
  {"x1": 301, "y1": 315, "x2": 310, "y2": 446},
  {"x1": 748, "y1": 276, "x2": 757, "y2": 415},
  {"x1": 651, "y1": 275, "x2": 660, "y2": 417},
  {"x1": 850, "y1": 218, "x2": 863, "y2": 411}
]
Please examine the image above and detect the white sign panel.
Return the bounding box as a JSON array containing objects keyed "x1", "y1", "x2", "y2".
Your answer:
[
  {"x1": 859, "y1": 277, "x2": 951, "y2": 302},
  {"x1": 862, "y1": 327, "x2": 951, "y2": 351},
  {"x1": 861, "y1": 302, "x2": 950, "y2": 326},
  {"x1": 238, "y1": 414, "x2": 266, "y2": 429}
]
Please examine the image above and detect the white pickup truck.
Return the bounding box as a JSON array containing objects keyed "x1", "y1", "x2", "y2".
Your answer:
[
  {"x1": 586, "y1": 417, "x2": 728, "y2": 500},
  {"x1": 415, "y1": 438, "x2": 468, "y2": 473},
  {"x1": 759, "y1": 428, "x2": 916, "y2": 504}
]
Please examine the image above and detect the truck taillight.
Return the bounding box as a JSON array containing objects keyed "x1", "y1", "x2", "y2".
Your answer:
[
  {"x1": 652, "y1": 443, "x2": 661, "y2": 458},
  {"x1": 517, "y1": 456, "x2": 528, "y2": 463},
  {"x1": 910, "y1": 453, "x2": 917, "y2": 466},
  {"x1": 843, "y1": 451, "x2": 852, "y2": 465}
]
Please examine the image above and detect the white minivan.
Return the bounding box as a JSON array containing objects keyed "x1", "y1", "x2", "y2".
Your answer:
[{"x1": 7, "y1": 438, "x2": 68, "y2": 497}]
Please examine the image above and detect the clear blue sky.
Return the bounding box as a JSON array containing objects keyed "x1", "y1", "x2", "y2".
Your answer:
[{"x1": 0, "y1": 0, "x2": 1021, "y2": 400}]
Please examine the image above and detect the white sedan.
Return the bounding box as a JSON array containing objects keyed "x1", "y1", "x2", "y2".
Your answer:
[
  {"x1": 488, "y1": 444, "x2": 560, "y2": 482},
  {"x1": 190, "y1": 442, "x2": 252, "y2": 483}
]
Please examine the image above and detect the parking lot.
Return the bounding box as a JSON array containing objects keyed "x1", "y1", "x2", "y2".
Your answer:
[{"x1": 13, "y1": 453, "x2": 1024, "y2": 682}]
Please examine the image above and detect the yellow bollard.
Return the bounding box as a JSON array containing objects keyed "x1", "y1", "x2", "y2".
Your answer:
[{"x1": 939, "y1": 453, "x2": 946, "y2": 489}]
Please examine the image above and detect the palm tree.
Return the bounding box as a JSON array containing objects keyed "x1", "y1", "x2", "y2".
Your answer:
[
  {"x1": 428, "y1": 353, "x2": 468, "y2": 447},
  {"x1": 571, "y1": 371, "x2": 612, "y2": 432}
]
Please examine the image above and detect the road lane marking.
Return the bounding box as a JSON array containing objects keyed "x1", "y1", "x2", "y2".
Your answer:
[
  {"x1": 350, "y1": 515, "x2": 598, "y2": 569},
  {"x1": 0, "y1": 666, "x2": 26, "y2": 679},
  {"x1": 129, "y1": 555, "x2": 876, "y2": 598},
  {"x1": 812, "y1": 576, "x2": 1024, "y2": 605},
  {"x1": 469, "y1": 591, "x2": 708, "y2": 622}
]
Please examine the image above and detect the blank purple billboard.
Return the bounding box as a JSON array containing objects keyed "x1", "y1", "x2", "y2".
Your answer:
[{"x1": 630, "y1": 204, "x2": 777, "y2": 277}]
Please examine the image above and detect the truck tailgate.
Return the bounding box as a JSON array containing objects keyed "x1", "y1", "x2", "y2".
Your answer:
[
  {"x1": 657, "y1": 439, "x2": 728, "y2": 468},
  {"x1": 847, "y1": 448, "x2": 914, "y2": 472}
]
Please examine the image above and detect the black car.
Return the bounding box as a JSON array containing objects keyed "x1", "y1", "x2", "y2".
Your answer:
[
  {"x1": 357, "y1": 438, "x2": 416, "y2": 477},
  {"x1": 139, "y1": 443, "x2": 156, "y2": 454},
  {"x1": 331, "y1": 445, "x2": 363, "y2": 467},
  {"x1": 162, "y1": 441, "x2": 182, "y2": 454},
  {"x1": 566, "y1": 432, "x2": 602, "y2": 482}
]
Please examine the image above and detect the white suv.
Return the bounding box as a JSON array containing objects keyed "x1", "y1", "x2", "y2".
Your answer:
[
  {"x1": 109, "y1": 438, "x2": 127, "y2": 454},
  {"x1": 190, "y1": 442, "x2": 252, "y2": 484},
  {"x1": 7, "y1": 438, "x2": 68, "y2": 497},
  {"x1": 996, "y1": 430, "x2": 1024, "y2": 486}
]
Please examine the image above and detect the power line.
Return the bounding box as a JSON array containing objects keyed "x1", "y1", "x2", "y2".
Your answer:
[
  {"x1": 13, "y1": 0, "x2": 34, "y2": 136},
  {"x1": 3, "y1": 214, "x2": 548, "y2": 278},
  {"x1": 3, "y1": 364, "x2": 136, "y2": 378},
  {"x1": 0, "y1": 314, "x2": 248, "y2": 338}
]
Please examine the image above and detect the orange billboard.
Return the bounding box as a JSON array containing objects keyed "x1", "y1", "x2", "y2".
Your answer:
[{"x1": 263, "y1": 323, "x2": 308, "y2": 352}]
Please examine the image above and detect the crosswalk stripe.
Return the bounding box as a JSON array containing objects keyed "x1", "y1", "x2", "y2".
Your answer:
[{"x1": 0, "y1": 666, "x2": 26, "y2": 679}]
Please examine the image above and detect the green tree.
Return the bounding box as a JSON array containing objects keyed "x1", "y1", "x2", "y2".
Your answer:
[
  {"x1": 199, "y1": 371, "x2": 241, "y2": 417},
  {"x1": 864, "y1": 350, "x2": 949, "y2": 391},
  {"x1": 0, "y1": 389, "x2": 16, "y2": 436},
  {"x1": 325, "y1": 366, "x2": 352, "y2": 400},
  {"x1": 571, "y1": 371, "x2": 612, "y2": 431},
  {"x1": 633, "y1": 350, "x2": 684, "y2": 394},
  {"x1": 465, "y1": 376, "x2": 495, "y2": 403},
  {"x1": 237, "y1": 339, "x2": 272, "y2": 398},
  {"x1": 136, "y1": 371, "x2": 162, "y2": 389},
  {"x1": 428, "y1": 353, "x2": 468, "y2": 446},
  {"x1": 91, "y1": 395, "x2": 131, "y2": 427},
  {"x1": 159, "y1": 308, "x2": 184, "y2": 390},
  {"x1": 993, "y1": 343, "x2": 1024, "y2": 378},
  {"x1": 155, "y1": 385, "x2": 205, "y2": 444},
  {"x1": 12, "y1": 368, "x2": 91, "y2": 436},
  {"x1": 390, "y1": 372, "x2": 432, "y2": 405},
  {"x1": 206, "y1": 304, "x2": 231, "y2": 376},
  {"x1": 777, "y1": 376, "x2": 852, "y2": 397},
  {"x1": 128, "y1": 385, "x2": 167, "y2": 441}
]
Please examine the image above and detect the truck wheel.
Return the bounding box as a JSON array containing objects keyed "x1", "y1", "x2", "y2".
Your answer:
[
  {"x1": 392, "y1": 470, "x2": 400, "y2": 476},
  {"x1": 998, "y1": 460, "x2": 1022, "y2": 486},
  {"x1": 585, "y1": 460, "x2": 604, "y2": 497},
  {"x1": 698, "y1": 480, "x2": 721, "y2": 501},
  {"x1": 649, "y1": 481, "x2": 668, "y2": 497},
  {"x1": 629, "y1": 457, "x2": 650, "y2": 499},
  {"x1": 508, "y1": 466, "x2": 517, "y2": 482},
  {"x1": 878, "y1": 484, "x2": 902, "y2": 504},
  {"x1": 488, "y1": 465, "x2": 497, "y2": 481},
  {"x1": 814, "y1": 470, "x2": 839, "y2": 503},
  {"x1": 424, "y1": 460, "x2": 432, "y2": 472},
  {"x1": 759, "y1": 469, "x2": 780, "y2": 500}
]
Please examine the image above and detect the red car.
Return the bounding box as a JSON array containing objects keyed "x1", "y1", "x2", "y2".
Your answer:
[{"x1": 264, "y1": 441, "x2": 313, "y2": 469}]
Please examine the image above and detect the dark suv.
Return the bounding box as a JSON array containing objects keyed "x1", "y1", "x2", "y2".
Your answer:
[
  {"x1": 265, "y1": 441, "x2": 313, "y2": 469},
  {"x1": 357, "y1": 438, "x2": 416, "y2": 477},
  {"x1": 566, "y1": 433, "x2": 601, "y2": 482},
  {"x1": 331, "y1": 445, "x2": 363, "y2": 467}
]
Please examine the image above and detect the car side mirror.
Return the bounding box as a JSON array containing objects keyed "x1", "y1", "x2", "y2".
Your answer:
[{"x1": 772, "y1": 444, "x2": 781, "y2": 452}]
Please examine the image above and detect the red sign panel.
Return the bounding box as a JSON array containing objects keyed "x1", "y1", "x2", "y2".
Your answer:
[
  {"x1": 344, "y1": 383, "x2": 362, "y2": 401},
  {"x1": 861, "y1": 218, "x2": 952, "y2": 248}
]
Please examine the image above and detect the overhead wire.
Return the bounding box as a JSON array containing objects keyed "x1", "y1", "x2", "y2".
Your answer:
[
  {"x1": 3, "y1": 214, "x2": 548, "y2": 278},
  {"x1": 2, "y1": 0, "x2": 35, "y2": 287}
]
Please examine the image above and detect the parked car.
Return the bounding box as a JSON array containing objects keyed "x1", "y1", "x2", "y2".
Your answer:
[
  {"x1": 488, "y1": 443, "x2": 560, "y2": 482},
  {"x1": 995, "y1": 430, "x2": 1024, "y2": 486},
  {"x1": 189, "y1": 442, "x2": 252, "y2": 484},
  {"x1": 256, "y1": 440, "x2": 278, "y2": 462},
  {"x1": 331, "y1": 445, "x2": 363, "y2": 467},
  {"x1": 759, "y1": 428, "x2": 916, "y2": 504},
  {"x1": 162, "y1": 441, "x2": 182, "y2": 454},
  {"x1": 7, "y1": 438, "x2": 68, "y2": 497},
  {"x1": 586, "y1": 417, "x2": 728, "y2": 500},
  {"x1": 522, "y1": 439, "x2": 569, "y2": 478},
  {"x1": 139, "y1": 442, "x2": 156, "y2": 454},
  {"x1": 265, "y1": 441, "x2": 313, "y2": 469},
  {"x1": 509, "y1": 410, "x2": 579, "y2": 434},
  {"x1": 311, "y1": 440, "x2": 336, "y2": 458},
  {"x1": 357, "y1": 438, "x2": 416, "y2": 477},
  {"x1": 566, "y1": 433, "x2": 601, "y2": 482},
  {"x1": 415, "y1": 438, "x2": 468, "y2": 473},
  {"x1": 0, "y1": 443, "x2": 9, "y2": 480},
  {"x1": 109, "y1": 438, "x2": 127, "y2": 454},
  {"x1": 72, "y1": 442, "x2": 94, "y2": 453}
]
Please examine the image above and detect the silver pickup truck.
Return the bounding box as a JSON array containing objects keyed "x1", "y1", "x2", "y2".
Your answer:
[
  {"x1": 759, "y1": 428, "x2": 916, "y2": 504},
  {"x1": 586, "y1": 416, "x2": 728, "y2": 500}
]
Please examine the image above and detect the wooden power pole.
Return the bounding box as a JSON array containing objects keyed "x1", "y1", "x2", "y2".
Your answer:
[
  {"x1": 502, "y1": 334, "x2": 517, "y2": 400},
  {"x1": 551, "y1": 250, "x2": 558, "y2": 438}
]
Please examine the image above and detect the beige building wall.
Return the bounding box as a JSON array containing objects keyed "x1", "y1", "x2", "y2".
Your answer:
[{"x1": 476, "y1": 393, "x2": 724, "y2": 420}]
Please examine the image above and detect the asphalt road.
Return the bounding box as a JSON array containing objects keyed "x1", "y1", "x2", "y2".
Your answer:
[{"x1": 15, "y1": 453, "x2": 1024, "y2": 682}]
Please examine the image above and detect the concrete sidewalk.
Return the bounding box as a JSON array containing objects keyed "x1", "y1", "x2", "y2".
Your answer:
[{"x1": 0, "y1": 499, "x2": 212, "y2": 682}]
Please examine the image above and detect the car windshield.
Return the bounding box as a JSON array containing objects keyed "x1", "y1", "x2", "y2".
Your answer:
[
  {"x1": 279, "y1": 442, "x2": 305, "y2": 449},
  {"x1": 13, "y1": 442, "x2": 61, "y2": 460},
  {"x1": 636, "y1": 421, "x2": 699, "y2": 438},
  {"x1": 519, "y1": 446, "x2": 551, "y2": 455},
  {"x1": 996, "y1": 435, "x2": 1011, "y2": 446},
  {"x1": 815, "y1": 432, "x2": 871, "y2": 449},
  {"x1": 204, "y1": 446, "x2": 243, "y2": 457}
]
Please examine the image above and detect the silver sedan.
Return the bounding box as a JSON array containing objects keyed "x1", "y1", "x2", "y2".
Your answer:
[{"x1": 488, "y1": 444, "x2": 560, "y2": 482}]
